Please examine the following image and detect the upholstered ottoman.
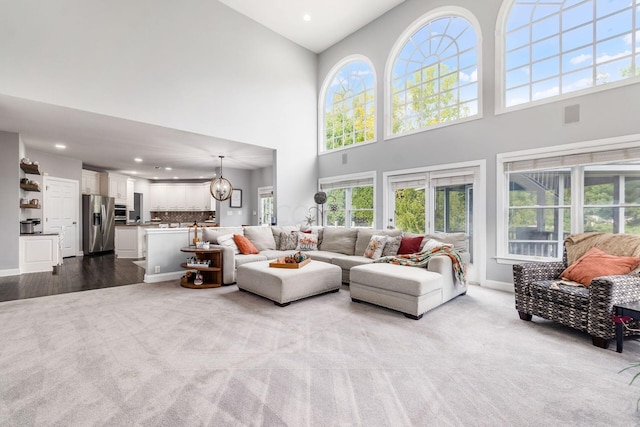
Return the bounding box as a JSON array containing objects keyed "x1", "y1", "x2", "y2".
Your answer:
[
  {"x1": 236, "y1": 260, "x2": 342, "y2": 306},
  {"x1": 350, "y1": 263, "x2": 445, "y2": 319}
]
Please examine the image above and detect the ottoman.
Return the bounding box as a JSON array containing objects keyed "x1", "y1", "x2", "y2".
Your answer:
[
  {"x1": 236, "y1": 260, "x2": 342, "y2": 306},
  {"x1": 350, "y1": 263, "x2": 444, "y2": 319}
]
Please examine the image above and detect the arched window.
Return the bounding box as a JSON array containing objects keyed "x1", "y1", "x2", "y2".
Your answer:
[
  {"x1": 320, "y1": 56, "x2": 376, "y2": 152},
  {"x1": 387, "y1": 8, "x2": 480, "y2": 137},
  {"x1": 500, "y1": 0, "x2": 640, "y2": 109}
]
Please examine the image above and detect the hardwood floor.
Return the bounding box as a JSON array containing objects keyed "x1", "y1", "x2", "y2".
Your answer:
[{"x1": 0, "y1": 253, "x2": 146, "y2": 302}]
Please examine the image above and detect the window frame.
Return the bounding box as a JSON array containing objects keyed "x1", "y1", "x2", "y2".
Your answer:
[
  {"x1": 319, "y1": 171, "x2": 377, "y2": 228},
  {"x1": 495, "y1": 0, "x2": 640, "y2": 114},
  {"x1": 384, "y1": 6, "x2": 483, "y2": 140},
  {"x1": 496, "y1": 133, "x2": 640, "y2": 264},
  {"x1": 318, "y1": 55, "x2": 377, "y2": 155}
]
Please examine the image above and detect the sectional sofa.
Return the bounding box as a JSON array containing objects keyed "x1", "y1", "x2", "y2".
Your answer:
[{"x1": 203, "y1": 226, "x2": 469, "y2": 296}]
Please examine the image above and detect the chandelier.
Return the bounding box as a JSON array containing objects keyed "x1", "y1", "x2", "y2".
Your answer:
[{"x1": 210, "y1": 155, "x2": 233, "y2": 201}]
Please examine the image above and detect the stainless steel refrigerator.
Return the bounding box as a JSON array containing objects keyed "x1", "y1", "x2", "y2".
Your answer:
[{"x1": 82, "y1": 195, "x2": 115, "y2": 254}]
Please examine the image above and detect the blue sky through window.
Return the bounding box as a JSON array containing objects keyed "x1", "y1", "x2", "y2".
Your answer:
[{"x1": 505, "y1": 0, "x2": 640, "y2": 107}]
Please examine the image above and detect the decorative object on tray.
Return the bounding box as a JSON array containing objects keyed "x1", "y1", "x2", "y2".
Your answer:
[{"x1": 269, "y1": 251, "x2": 311, "y2": 269}]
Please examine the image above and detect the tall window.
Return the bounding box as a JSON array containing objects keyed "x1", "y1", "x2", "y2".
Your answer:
[
  {"x1": 502, "y1": 0, "x2": 640, "y2": 109},
  {"x1": 321, "y1": 57, "x2": 376, "y2": 152},
  {"x1": 320, "y1": 174, "x2": 375, "y2": 228},
  {"x1": 498, "y1": 139, "x2": 640, "y2": 260},
  {"x1": 389, "y1": 10, "x2": 480, "y2": 136}
]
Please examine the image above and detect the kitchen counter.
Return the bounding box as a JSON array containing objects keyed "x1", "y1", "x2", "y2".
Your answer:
[{"x1": 20, "y1": 232, "x2": 60, "y2": 236}]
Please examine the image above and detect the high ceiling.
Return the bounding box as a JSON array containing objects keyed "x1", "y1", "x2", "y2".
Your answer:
[
  {"x1": 218, "y1": 0, "x2": 405, "y2": 53},
  {"x1": 3, "y1": 1, "x2": 404, "y2": 180}
]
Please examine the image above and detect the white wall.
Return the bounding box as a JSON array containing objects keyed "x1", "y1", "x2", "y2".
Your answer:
[
  {"x1": 0, "y1": 0, "x2": 318, "y2": 226},
  {"x1": 317, "y1": 0, "x2": 640, "y2": 283}
]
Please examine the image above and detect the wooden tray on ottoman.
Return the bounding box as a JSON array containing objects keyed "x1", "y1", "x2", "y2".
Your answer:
[{"x1": 269, "y1": 258, "x2": 311, "y2": 269}]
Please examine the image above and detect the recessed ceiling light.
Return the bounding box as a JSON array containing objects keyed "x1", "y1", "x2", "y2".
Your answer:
[
  {"x1": 303, "y1": 13, "x2": 311, "y2": 22},
  {"x1": 55, "y1": 144, "x2": 66, "y2": 149},
  {"x1": 153, "y1": 177, "x2": 159, "y2": 180},
  {"x1": 130, "y1": 171, "x2": 137, "y2": 175},
  {"x1": 173, "y1": 176, "x2": 179, "y2": 179},
  {"x1": 165, "y1": 167, "x2": 172, "y2": 171},
  {"x1": 134, "y1": 158, "x2": 143, "y2": 163}
]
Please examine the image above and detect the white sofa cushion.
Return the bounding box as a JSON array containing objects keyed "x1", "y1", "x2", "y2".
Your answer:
[
  {"x1": 244, "y1": 226, "x2": 277, "y2": 251},
  {"x1": 320, "y1": 228, "x2": 358, "y2": 255},
  {"x1": 350, "y1": 264, "x2": 443, "y2": 297}
]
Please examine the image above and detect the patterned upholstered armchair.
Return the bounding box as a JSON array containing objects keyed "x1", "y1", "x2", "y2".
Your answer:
[{"x1": 513, "y1": 232, "x2": 640, "y2": 348}]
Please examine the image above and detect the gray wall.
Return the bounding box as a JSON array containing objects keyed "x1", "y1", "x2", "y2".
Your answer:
[
  {"x1": 0, "y1": 131, "x2": 20, "y2": 273},
  {"x1": 317, "y1": 0, "x2": 640, "y2": 283},
  {"x1": 0, "y1": 0, "x2": 318, "y2": 227},
  {"x1": 216, "y1": 168, "x2": 252, "y2": 227}
]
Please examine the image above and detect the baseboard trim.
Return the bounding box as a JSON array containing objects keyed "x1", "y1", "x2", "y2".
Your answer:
[
  {"x1": 144, "y1": 271, "x2": 183, "y2": 283},
  {"x1": 481, "y1": 280, "x2": 514, "y2": 293},
  {"x1": 0, "y1": 268, "x2": 20, "y2": 278}
]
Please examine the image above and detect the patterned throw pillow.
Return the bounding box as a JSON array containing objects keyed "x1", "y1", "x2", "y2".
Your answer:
[
  {"x1": 364, "y1": 235, "x2": 387, "y2": 259},
  {"x1": 381, "y1": 235, "x2": 402, "y2": 257},
  {"x1": 217, "y1": 233, "x2": 240, "y2": 254},
  {"x1": 296, "y1": 232, "x2": 318, "y2": 251},
  {"x1": 278, "y1": 232, "x2": 298, "y2": 251},
  {"x1": 233, "y1": 234, "x2": 259, "y2": 255}
]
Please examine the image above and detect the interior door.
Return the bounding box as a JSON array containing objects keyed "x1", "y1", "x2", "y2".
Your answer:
[{"x1": 44, "y1": 177, "x2": 79, "y2": 258}]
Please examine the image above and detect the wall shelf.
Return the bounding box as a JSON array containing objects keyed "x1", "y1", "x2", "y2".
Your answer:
[
  {"x1": 20, "y1": 183, "x2": 41, "y2": 192},
  {"x1": 20, "y1": 163, "x2": 41, "y2": 175},
  {"x1": 20, "y1": 204, "x2": 40, "y2": 209}
]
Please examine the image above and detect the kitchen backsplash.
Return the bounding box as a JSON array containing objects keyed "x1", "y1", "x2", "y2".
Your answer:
[{"x1": 150, "y1": 211, "x2": 215, "y2": 223}]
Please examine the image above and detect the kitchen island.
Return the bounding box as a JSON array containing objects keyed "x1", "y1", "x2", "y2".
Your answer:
[{"x1": 114, "y1": 224, "x2": 159, "y2": 259}]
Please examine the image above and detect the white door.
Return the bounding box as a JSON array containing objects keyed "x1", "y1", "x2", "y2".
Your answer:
[{"x1": 44, "y1": 177, "x2": 79, "y2": 258}]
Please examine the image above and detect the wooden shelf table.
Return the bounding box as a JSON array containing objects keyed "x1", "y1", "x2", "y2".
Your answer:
[{"x1": 179, "y1": 247, "x2": 223, "y2": 288}]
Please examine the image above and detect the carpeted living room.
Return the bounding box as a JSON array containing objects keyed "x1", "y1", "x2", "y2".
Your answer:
[
  {"x1": 2, "y1": 280, "x2": 639, "y2": 425},
  {"x1": 3, "y1": 0, "x2": 640, "y2": 425}
]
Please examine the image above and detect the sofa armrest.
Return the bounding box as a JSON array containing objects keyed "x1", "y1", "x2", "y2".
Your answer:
[
  {"x1": 512, "y1": 261, "x2": 565, "y2": 294},
  {"x1": 209, "y1": 244, "x2": 237, "y2": 284},
  {"x1": 588, "y1": 274, "x2": 640, "y2": 339}
]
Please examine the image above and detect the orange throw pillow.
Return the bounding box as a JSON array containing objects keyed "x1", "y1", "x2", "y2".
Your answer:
[
  {"x1": 233, "y1": 234, "x2": 259, "y2": 255},
  {"x1": 560, "y1": 247, "x2": 640, "y2": 286}
]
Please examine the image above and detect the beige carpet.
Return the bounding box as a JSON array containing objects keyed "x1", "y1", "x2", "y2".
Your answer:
[{"x1": 1, "y1": 281, "x2": 639, "y2": 426}]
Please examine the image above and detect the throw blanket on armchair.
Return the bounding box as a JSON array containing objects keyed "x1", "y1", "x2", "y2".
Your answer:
[
  {"x1": 374, "y1": 245, "x2": 467, "y2": 285},
  {"x1": 565, "y1": 232, "x2": 640, "y2": 273}
]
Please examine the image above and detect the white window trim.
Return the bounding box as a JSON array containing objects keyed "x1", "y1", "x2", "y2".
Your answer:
[
  {"x1": 496, "y1": 133, "x2": 640, "y2": 263},
  {"x1": 319, "y1": 171, "x2": 377, "y2": 228},
  {"x1": 382, "y1": 159, "x2": 486, "y2": 285},
  {"x1": 495, "y1": 0, "x2": 640, "y2": 115},
  {"x1": 384, "y1": 6, "x2": 484, "y2": 140},
  {"x1": 318, "y1": 54, "x2": 378, "y2": 155}
]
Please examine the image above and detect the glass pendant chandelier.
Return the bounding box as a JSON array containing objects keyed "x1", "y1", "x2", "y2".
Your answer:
[{"x1": 210, "y1": 155, "x2": 233, "y2": 201}]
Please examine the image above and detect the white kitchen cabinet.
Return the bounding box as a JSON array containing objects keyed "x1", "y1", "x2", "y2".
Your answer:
[
  {"x1": 149, "y1": 183, "x2": 212, "y2": 211},
  {"x1": 165, "y1": 185, "x2": 186, "y2": 210},
  {"x1": 19, "y1": 234, "x2": 61, "y2": 273},
  {"x1": 100, "y1": 172, "x2": 128, "y2": 205},
  {"x1": 185, "y1": 184, "x2": 206, "y2": 210},
  {"x1": 81, "y1": 170, "x2": 101, "y2": 195},
  {"x1": 126, "y1": 178, "x2": 135, "y2": 211},
  {"x1": 115, "y1": 225, "x2": 149, "y2": 259}
]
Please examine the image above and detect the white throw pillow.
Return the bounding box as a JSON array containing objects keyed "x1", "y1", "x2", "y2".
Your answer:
[
  {"x1": 217, "y1": 233, "x2": 240, "y2": 254},
  {"x1": 422, "y1": 238, "x2": 452, "y2": 252},
  {"x1": 364, "y1": 235, "x2": 387, "y2": 259}
]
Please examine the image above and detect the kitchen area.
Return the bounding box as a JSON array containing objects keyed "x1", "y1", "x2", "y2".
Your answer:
[{"x1": 82, "y1": 169, "x2": 220, "y2": 260}]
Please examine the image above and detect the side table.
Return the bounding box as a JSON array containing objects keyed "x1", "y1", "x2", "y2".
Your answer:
[
  {"x1": 613, "y1": 301, "x2": 640, "y2": 353},
  {"x1": 180, "y1": 247, "x2": 223, "y2": 288}
]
